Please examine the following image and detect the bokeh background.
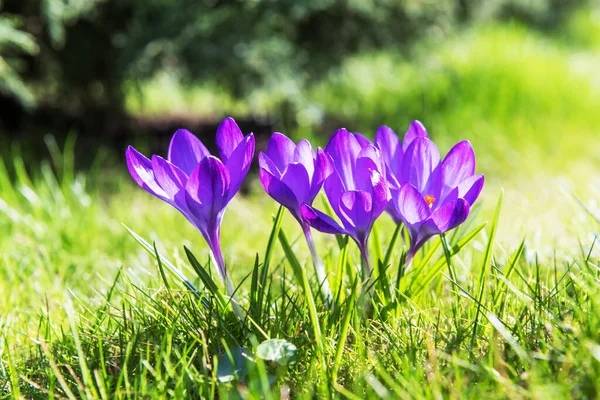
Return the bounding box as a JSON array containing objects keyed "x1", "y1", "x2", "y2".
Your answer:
[{"x1": 1, "y1": 0, "x2": 600, "y2": 259}]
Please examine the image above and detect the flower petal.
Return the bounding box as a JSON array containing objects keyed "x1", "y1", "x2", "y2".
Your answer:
[
  {"x1": 126, "y1": 146, "x2": 169, "y2": 200},
  {"x1": 375, "y1": 125, "x2": 402, "y2": 176},
  {"x1": 309, "y1": 149, "x2": 333, "y2": 200},
  {"x1": 325, "y1": 128, "x2": 362, "y2": 190},
  {"x1": 369, "y1": 169, "x2": 391, "y2": 220},
  {"x1": 282, "y1": 162, "x2": 311, "y2": 205},
  {"x1": 402, "y1": 120, "x2": 429, "y2": 151},
  {"x1": 216, "y1": 117, "x2": 244, "y2": 163},
  {"x1": 440, "y1": 141, "x2": 476, "y2": 189},
  {"x1": 385, "y1": 187, "x2": 403, "y2": 224},
  {"x1": 151, "y1": 155, "x2": 188, "y2": 199},
  {"x1": 431, "y1": 198, "x2": 470, "y2": 232},
  {"x1": 266, "y1": 132, "x2": 296, "y2": 172},
  {"x1": 401, "y1": 137, "x2": 440, "y2": 192},
  {"x1": 224, "y1": 133, "x2": 255, "y2": 202},
  {"x1": 259, "y1": 168, "x2": 299, "y2": 212},
  {"x1": 258, "y1": 152, "x2": 280, "y2": 178},
  {"x1": 458, "y1": 174, "x2": 485, "y2": 206},
  {"x1": 339, "y1": 190, "x2": 373, "y2": 231},
  {"x1": 396, "y1": 183, "x2": 432, "y2": 225},
  {"x1": 168, "y1": 129, "x2": 210, "y2": 175},
  {"x1": 185, "y1": 155, "x2": 231, "y2": 222},
  {"x1": 355, "y1": 145, "x2": 386, "y2": 193},
  {"x1": 293, "y1": 139, "x2": 316, "y2": 178},
  {"x1": 354, "y1": 132, "x2": 372, "y2": 148},
  {"x1": 300, "y1": 204, "x2": 347, "y2": 235},
  {"x1": 324, "y1": 170, "x2": 346, "y2": 217}
]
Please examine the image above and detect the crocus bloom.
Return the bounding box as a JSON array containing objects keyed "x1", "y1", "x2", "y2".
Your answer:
[
  {"x1": 378, "y1": 124, "x2": 484, "y2": 262},
  {"x1": 301, "y1": 128, "x2": 391, "y2": 277},
  {"x1": 126, "y1": 117, "x2": 255, "y2": 297},
  {"x1": 374, "y1": 121, "x2": 429, "y2": 223},
  {"x1": 258, "y1": 133, "x2": 333, "y2": 299}
]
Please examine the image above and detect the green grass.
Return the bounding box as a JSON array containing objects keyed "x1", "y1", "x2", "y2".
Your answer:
[
  {"x1": 2, "y1": 135, "x2": 600, "y2": 398},
  {"x1": 3, "y1": 8, "x2": 600, "y2": 399}
]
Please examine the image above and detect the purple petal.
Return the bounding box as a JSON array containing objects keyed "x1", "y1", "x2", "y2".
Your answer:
[
  {"x1": 266, "y1": 132, "x2": 296, "y2": 172},
  {"x1": 355, "y1": 145, "x2": 386, "y2": 193},
  {"x1": 396, "y1": 183, "x2": 431, "y2": 225},
  {"x1": 259, "y1": 168, "x2": 299, "y2": 212},
  {"x1": 293, "y1": 139, "x2": 316, "y2": 178},
  {"x1": 168, "y1": 129, "x2": 210, "y2": 175},
  {"x1": 338, "y1": 190, "x2": 373, "y2": 230},
  {"x1": 325, "y1": 128, "x2": 362, "y2": 190},
  {"x1": 440, "y1": 141, "x2": 476, "y2": 189},
  {"x1": 281, "y1": 162, "x2": 311, "y2": 205},
  {"x1": 126, "y1": 146, "x2": 169, "y2": 200},
  {"x1": 355, "y1": 158, "x2": 379, "y2": 194},
  {"x1": 402, "y1": 120, "x2": 429, "y2": 151},
  {"x1": 185, "y1": 156, "x2": 231, "y2": 221},
  {"x1": 309, "y1": 149, "x2": 333, "y2": 200},
  {"x1": 300, "y1": 204, "x2": 347, "y2": 235},
  {"x1": 385, "y1": 187, "x2": 403, "y2": 224},
  {"x1": 374, "y1": 125, "x2": 402, "y2": 176},
  {"x1": 224, "y1": 133, "x2": 255, "y2": 202},
  {"x1": 458, "y1": 174, "x2": 484, "y2": 205},
  {"x1": 151, "y1": 155, "x2": 188, "y2": 199},
  {"x1": 431, "y1": 198, "x2": 470, "y2": 232},
  {"x1": 354, "y1": 133, "x2": 372, "y2": 148},
  {"x1": 324, "y1": 171, "x2": 346, "y2": 216},
  {"x1": 401, "y1": 137, "x2": 440, "y2": 192},
  {"x1": 384, "y1": 165, "x2": 401, "y2": 189},
  {"x1": 216, "y1": 117, "x2": 244, "y2": 163},
  {"x1": 409, "y1": 220, "x2": 440, "y2": 257},
  {"x1": 369, "y1": 169, "x2": 391, "y2": 220},
  {"x1": 258, "y1": 152, "x2": 280, "y2": 178}
]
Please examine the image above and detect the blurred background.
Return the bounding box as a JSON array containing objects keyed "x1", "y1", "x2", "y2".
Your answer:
[{"x1": 0, "y1": 0, "x2": 599, "y2": 253}]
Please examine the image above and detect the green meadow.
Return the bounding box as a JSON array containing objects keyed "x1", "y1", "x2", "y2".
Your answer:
[{"x1": 2, "y1": 7, "x2": 600, "y2": 399}]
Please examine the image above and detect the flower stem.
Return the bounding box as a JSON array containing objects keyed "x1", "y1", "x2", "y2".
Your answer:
[
  {"x1": 209, "y1": 240, "x2": 244, "y2": 320},
  {"x1": 302, "y1": 222, "x2": 333, "y2": 303},
  {"x1": 358, "y1": 241, "x2": 373, "y2": 282}
]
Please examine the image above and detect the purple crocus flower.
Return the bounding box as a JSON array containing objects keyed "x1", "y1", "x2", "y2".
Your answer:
[
  {"x1": 258, "y1": 133, "x2": 333, "y2": 299},
  {"x1": 374, "y1": 121, "x2": 429, "y2": 223},
  {"x1": 258, "y1": 133, "x2": 332, "y2": 223},
  {"x1": 300, "y1": 128, "x2": 391, "y2": 277},
  {"x1": 378, "y1": 123, "x2": 484, "y2": 262},
  {"x1": 125, "y1": 117, "x2": 255, "y2": 297}
]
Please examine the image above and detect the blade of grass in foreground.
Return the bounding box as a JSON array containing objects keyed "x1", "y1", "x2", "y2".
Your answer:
[
  {"x1": 278, "y1": 229, "x2": 329, "y2": 394},
  {"x1": 256, "y1": 206, "x2": 284, "y2": 323},
  {"x1": 123, "y1": 224, "x2": 202, "y2": 299},
  {"x1": 332, "y1": 276, "x2": 359, "y2": 383},
  {"x1": 184, "y1": 246, "x2": 229, "y2": 311},
  {"x1": 408, "y1": 222, "x2": 487, "y2": 297},
  {"x1": 471, "y1": 189, "x2": 503, "y2": 349},
  {"x1": 382, "y1": 222, "x2": 403, "y2": 273}
]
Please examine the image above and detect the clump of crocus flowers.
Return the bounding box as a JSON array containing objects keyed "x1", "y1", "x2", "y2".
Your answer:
[{"x1": 127, "y1": 117, "x2": 483, "y2": 306}]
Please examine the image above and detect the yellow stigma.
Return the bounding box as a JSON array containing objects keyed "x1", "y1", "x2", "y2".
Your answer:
[{"x1": 424, "y1": 195, "x2": 436, "y2": 208}]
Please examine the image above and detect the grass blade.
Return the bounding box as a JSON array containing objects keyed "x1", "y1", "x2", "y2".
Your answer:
[
  {"x1": 184, "y1": 246, "x2": 228, "y2": 310},
  {"x1": 123, "y1": 224, "x2": 201, "y2": 298},
  {"x1": 332, "y1": 276, "x2": 359, "y2": 383},
  {"x1": 471, "y1": 189, "x2": 503, "y2": 348},
  {"x1": 409, "y1": 222, "x2": 487, "y2": 296}
]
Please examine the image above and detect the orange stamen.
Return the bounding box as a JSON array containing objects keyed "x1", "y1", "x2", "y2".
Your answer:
[{"x1": 424, "y1": 195, "x2": 436, "y2": 208}]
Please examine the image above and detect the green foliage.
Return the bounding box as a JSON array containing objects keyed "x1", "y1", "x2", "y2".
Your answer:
[
  {"x1": 301, "y1": 21, "x2": 600, "y2": 177},
  {"x1": 0, "y1": 14, "x2": 38, "y2": 107},
  {"x1": 1, "y1": 0, "x2": 591, "y2": 116}
]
